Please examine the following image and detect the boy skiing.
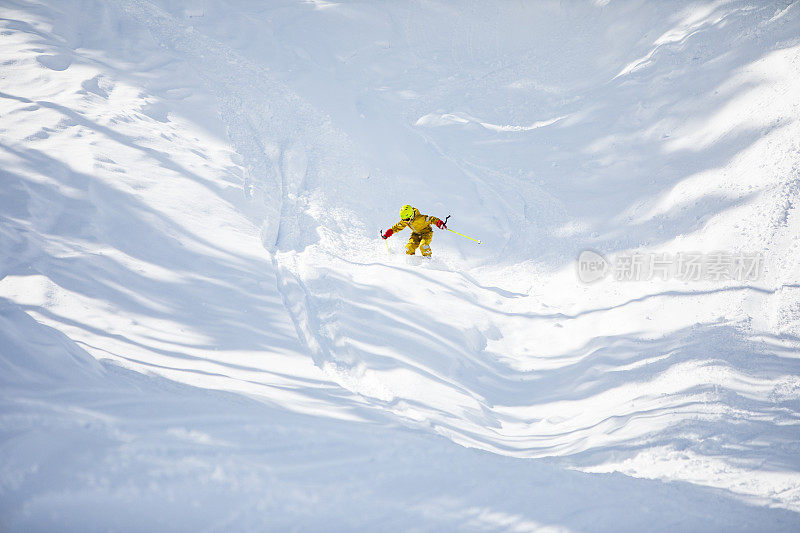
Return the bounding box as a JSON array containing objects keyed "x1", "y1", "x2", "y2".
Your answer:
[{"x1": 381, "y1": 204, "x2": 447, "y2": 257}]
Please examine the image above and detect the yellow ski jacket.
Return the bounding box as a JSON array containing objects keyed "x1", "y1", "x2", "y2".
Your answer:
[{"x1": 390, "y1": 208, "x2": 444, "y2": 235}]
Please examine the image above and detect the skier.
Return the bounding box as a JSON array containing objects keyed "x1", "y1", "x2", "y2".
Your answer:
[{"x1": 381, "y1": 204, "x2": 447, "y2": 257}]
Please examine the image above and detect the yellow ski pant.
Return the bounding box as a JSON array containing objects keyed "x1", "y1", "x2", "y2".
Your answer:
[{"x1": 406, "y1": 231, "x2": 433, "y2": 257}]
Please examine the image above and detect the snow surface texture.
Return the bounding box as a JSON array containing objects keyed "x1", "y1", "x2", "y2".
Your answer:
[{"x1": 1, "y1": 0, "x2": 799, "y2": 530}]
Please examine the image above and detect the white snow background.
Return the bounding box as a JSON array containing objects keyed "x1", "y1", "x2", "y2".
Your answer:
[{"x1": 1, "y1": 0, "x2": 800, "y2": 531}]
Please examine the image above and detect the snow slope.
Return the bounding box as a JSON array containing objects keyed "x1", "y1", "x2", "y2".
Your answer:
[{"x1": 1, "y1": 0, "x2": 799, "y2": 530}]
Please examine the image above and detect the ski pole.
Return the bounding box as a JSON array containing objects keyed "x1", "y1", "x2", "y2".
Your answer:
[
  {"x1": 380, "y1": 229, "x2": 390, "y2": 253},
  {"x1": 446, "y1": 227, "x2": 482, "y2": 245}
]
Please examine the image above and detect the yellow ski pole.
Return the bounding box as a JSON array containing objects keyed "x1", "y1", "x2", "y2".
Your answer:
[
  {"x1": 446, "y1": 227, "x2": 482, "y2": 244},
  {"x1": 441, "y1": 216, "x2": 482, "y2": 245},
  {"x1": 380, "y1": 230, "x2": 390, "y2": 253}
]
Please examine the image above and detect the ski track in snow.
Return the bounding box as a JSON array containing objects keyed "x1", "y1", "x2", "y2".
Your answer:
[
  {"x1": 414, "y1": 111, "x2": 568, "y2": 132},
  {"x1": 1, "y1": 0, "x2": 800, "y2": 529}
]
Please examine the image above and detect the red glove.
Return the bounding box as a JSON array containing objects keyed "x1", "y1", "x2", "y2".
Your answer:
[
  {"x1": 435, "y1": 219, "x2": 447, "y2": 229},
  {"x1": 382, "y1": 229, "x2": 393, "y2": 239}
]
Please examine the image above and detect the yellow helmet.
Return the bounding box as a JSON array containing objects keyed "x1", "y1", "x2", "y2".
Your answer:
[{"x1": 400, "y1": 205, "x2": 414, "y2": 220}]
